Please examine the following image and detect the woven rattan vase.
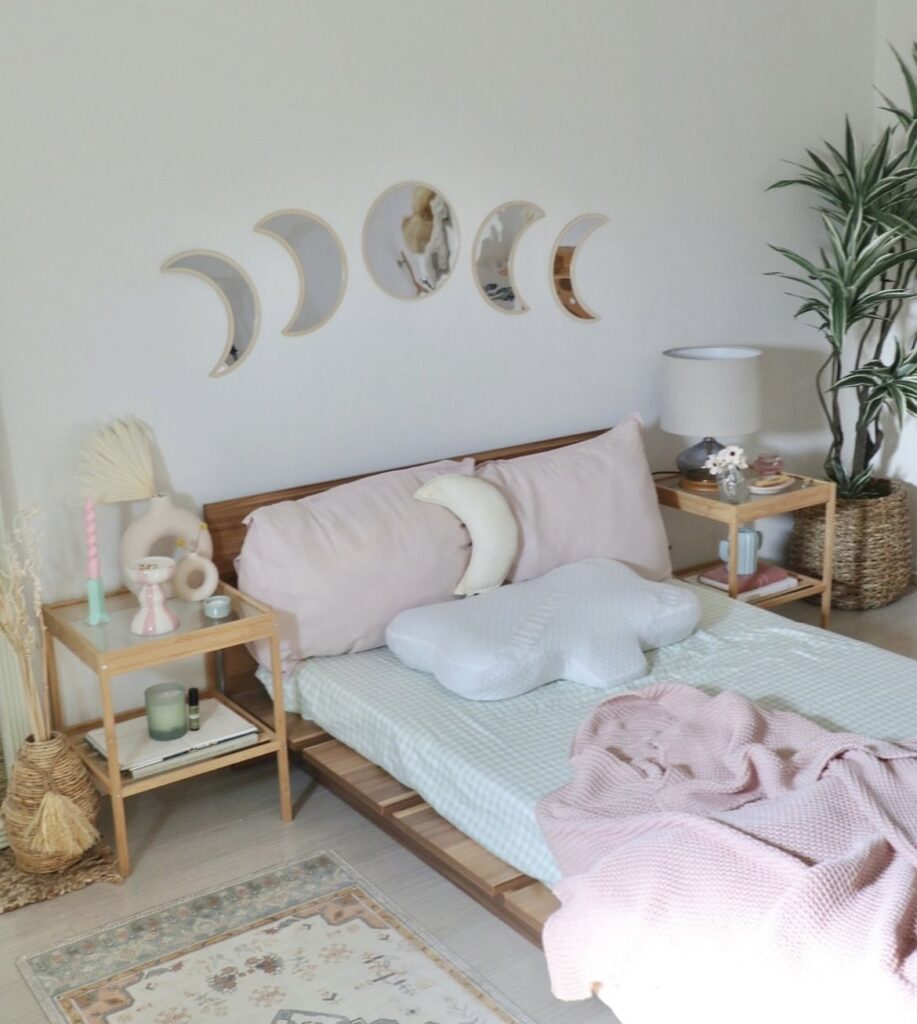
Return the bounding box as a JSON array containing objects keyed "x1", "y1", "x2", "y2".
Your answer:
[
  {"x1": 789, "y1": 479, "x2": 912, "y2": 610},
  {"x1": 2, "y1": 732, "x2": 100, "y2": 874}
]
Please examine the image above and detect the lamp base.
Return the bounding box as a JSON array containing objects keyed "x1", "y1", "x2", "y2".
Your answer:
[
  {"x1": 680, "y1": 469, "x2": 719, "y2": 493},
  {"x1": 676, "y1": 436, "x2": 725, "y2": 475}
]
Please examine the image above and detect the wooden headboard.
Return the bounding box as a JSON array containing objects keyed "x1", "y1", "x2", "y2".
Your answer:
[{"x1": 203, "y1": 428, "x2": 606, "y2": 581}]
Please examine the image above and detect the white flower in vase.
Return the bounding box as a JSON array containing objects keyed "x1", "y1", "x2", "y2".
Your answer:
[{"x1": 703, "y1": 446, "x2": 749, "y2": 476}]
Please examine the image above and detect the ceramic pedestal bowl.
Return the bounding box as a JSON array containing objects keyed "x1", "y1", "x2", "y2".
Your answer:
[{"x1": 126, "y1": 556, "x2": 180, "y2": 637}]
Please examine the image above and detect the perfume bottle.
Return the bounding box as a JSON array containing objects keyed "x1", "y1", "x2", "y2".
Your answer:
[{"x1": 188, "y1": 687, "x2": 200, "y2": 731}]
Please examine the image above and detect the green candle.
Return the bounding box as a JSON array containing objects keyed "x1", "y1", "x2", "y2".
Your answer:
[{"x1": 145, "y1": 683, "x2": 187, "y2": 741}]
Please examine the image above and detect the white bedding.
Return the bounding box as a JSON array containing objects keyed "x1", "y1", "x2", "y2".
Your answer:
[{"x1": 267, "y1": 583, "x2": 917, "y2": 886}]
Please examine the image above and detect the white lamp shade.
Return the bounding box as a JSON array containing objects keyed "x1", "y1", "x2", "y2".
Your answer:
[{"x1": 660, "y1": 346, "x2": 762, "y2": 437}]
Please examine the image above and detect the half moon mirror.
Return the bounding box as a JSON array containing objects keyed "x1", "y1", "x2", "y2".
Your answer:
[
  {"x1": 473, "y1": 201, "x2": 544, "y2": 314},
  {"x1": 161, "y1": 250, "x2": 260, "y2": 377},
  {"x1": 363, "y1": 181, "x2": 459, "y2": 299},
  {"x1": 551, "y1": 214, "x2": 608, "y2": 321},
  {"x1": 255, "y1": 210, "x2": 347, "y2": 335}
]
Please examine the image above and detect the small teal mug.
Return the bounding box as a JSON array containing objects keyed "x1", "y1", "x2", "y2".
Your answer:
[{"x1": 718, "y1": 526, "x2": 763, "y2": 575}]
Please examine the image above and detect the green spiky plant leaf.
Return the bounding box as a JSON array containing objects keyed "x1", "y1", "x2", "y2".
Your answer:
[{"x1": 768, "y1": 44, "x2": 917, "y2": 498}]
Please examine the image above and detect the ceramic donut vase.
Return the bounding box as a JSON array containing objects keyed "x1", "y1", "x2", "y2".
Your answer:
[
  {"x1": 173, "y1": 550, "x2": 220, "y2": 602},
  {"x1": 120, "y1": 494, "x2": 216, "y2": 598}
]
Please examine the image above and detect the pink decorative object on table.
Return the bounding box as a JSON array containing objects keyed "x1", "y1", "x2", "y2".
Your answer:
[
  {"x1": 83, "y1": 497, "x2": 110, "y2": 626},
  {"x1": 753, "y1": 453, "x2": 784, "y2": 476},
  {"x1": 126, "y1": 556, "x2": 179, "y2": 637},
  {"x1": 84, "y1": 498, "x2": 99, "y2": 580}
]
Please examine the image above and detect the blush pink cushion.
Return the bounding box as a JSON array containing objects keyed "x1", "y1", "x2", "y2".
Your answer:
[
  {"x1": 476, "y1": 416, "x2": 671, "y2": 582},
  {"x1": 237, "y1": 459, "x2": 474, "y2": 668}
]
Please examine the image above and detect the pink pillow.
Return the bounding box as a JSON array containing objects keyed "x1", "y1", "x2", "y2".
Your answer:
[
  {"x1": 476, "y1": 417, "x2": 671, "y2": 583},
  {"x1": 237, "y1": 459, "x2": 473, "y2": 668}
]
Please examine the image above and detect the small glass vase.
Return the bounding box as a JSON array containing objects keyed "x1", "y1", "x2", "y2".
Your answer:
[{"x1": 718, "y1": 464, "x2": 749, "y2": 504}]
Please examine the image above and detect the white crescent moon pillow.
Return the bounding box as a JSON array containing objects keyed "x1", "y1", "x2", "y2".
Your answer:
[{"x1": 415, "y1": 474, "x2": 519, "y2": 596}]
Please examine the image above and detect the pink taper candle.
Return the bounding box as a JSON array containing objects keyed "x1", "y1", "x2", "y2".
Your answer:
[{"x1": 84, "y1": 496, "x2": 100, "y2": 579}]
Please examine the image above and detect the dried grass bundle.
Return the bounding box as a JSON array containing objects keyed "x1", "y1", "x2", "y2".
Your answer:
[
  {"x1": 80, "y1": 417, "x2": 156, "y2": 503},
  {"x1": 23, "y1": 787, "x2": 99, "y2": 859},
  {"x1": 0, "y1": 510, "x2": 49, "y2": 742}
]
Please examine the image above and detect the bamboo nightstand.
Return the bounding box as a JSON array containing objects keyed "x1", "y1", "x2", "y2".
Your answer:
[
  {"x1": 42, "y1": 582, "x2": 292, "y2": 876},
  {"x1": 655, "y1": 474, "x2": 837, "y2": 628}
]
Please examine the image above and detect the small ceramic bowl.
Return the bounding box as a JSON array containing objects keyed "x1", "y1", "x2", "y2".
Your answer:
[
  {"x1": 126, "y1": 555, "x2": 177, "y2": 587},
  {"x1": 203, "y1": 594, "x2": 231, "y2": 619}
]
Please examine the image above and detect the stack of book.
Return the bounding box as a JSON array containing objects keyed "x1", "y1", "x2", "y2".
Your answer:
[
  {"x1": 695, "y1": 563, "x2": 799, "y2": 602},
  {"x1": 85, "y1": 699, "x2": 259, "y2": 779}
]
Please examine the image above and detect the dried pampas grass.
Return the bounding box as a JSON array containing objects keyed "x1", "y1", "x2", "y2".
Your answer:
[
  {"x1": 0, "y1": 510, "x2": 49, "y2": 742},
  {"x1": 80, "y1": 417, "x2": 156, "y2": 504}
]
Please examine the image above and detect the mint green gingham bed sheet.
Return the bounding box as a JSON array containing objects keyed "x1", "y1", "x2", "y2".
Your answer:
[{"x1": 269, "y1": 584, "x2": 917, "y2": 887}]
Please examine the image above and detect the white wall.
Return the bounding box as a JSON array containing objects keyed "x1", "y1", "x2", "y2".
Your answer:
[
  {"x1": 875, "y1": 0, "x2": 917, "y2": 564},
  {"x1": 0, "y1": 1, "x2": 879, "y2": 718}
]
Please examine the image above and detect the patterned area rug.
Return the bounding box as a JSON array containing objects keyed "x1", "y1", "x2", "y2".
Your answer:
[
  {"x1": 1, "y1": 843, "x2": 122, "y2": 915},
  {"x1": 19, "y1": 850, "x2": 535, "y2": 1024}
]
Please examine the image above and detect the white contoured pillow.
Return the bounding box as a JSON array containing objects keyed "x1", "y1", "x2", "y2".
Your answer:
[
  {"x1": 385, "y1": 558, "x2": 700, "y2": 701},
  {"x1": 415, "y1": 473, "x2": 519, "y2": 596}
]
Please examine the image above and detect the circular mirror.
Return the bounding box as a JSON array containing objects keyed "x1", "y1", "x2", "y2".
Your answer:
[
  {"x1": 363, "y1": 181, "x2": 459, "y2": 299},
  {"x1": 550, "y1": 214, "x2": 608, "y2": 322},
  {"x1": 472, "y1": 201, "x2": 544, "y2": 314},
  {"x1": 255, "y1": 210, "x2": 347, "y2": 335}
]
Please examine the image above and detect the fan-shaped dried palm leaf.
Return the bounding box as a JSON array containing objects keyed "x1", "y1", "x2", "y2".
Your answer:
[{"x1": 80, "y1": 418, "x2": 156, "y2": 504}]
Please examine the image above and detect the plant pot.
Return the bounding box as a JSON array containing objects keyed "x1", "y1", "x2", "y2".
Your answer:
[
  {"x1": 1, "y1": 732, "x2": 100, "y2": 874},
  {"x1": 789, "y1": 479, "x2": 912, "y2": 610}
]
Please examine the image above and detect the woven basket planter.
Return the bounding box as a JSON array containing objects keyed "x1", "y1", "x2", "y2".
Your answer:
[
  {"x1": 789, "y1": 479, "x2": 912, "y2": 610},
  {"x1": 1, "y1": 732, "x2": 99, "y2": 874}
]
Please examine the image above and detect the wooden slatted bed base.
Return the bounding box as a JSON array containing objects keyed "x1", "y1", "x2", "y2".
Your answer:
[
  {"x1": 229, "y1": 682, "x2": 559, "y2": 945},
  {"x1": 203, "y1": 431, "x2": 603, "y2": 949}
]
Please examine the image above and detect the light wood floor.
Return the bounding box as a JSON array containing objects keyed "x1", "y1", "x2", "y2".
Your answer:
[
  {"x1": 3, "y1": 591, "x2": 914, "y2": 1024},
  {"x1": 776, "y1": 584, "x2": 917, "y2": 657}
]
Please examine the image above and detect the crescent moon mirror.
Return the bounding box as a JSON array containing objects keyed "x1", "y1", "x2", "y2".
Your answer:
[
  {"x1": 551, "y1": 214, "x2": 608, "y2": 322},
  {"x1": 363, "y1": 181, "x2": 459, "y2": 299},
  {"x1": 472, "y1": 201, "x2": 544, "y2": 314},
  {"x1": 162, "y1": 250, "x2": 260, "y2": 377},
  {"x1": 255, "y1": 210, "x2": 347, "y2": 335}
]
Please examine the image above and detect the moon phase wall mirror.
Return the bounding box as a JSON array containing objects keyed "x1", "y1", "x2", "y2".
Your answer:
[
  {"x1": 162, "y1": 250, "x2": 260, "y2": 377},
  {"x1": 551, "y1": 214, "x2": 609, "y2": 322},
  {"x1": 472, "y1": 201, "x2": 545, "y2": 314},
  {"x1": 255, "y1": 210, "x2": 347, "y2": 335},
  {"x1": 363, "y1": 181, "x2": 459, "y2": 299}
]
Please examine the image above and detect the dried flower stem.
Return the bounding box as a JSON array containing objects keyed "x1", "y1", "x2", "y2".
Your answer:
[{"x1": 0, "y1": 510, "x2": 50, "y2": 742}]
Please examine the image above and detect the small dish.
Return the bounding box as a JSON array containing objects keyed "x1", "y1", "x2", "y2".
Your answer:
[
  {"x1": 748, "y1": 474, "x2": 793, "y2": 494},
  {"x1": 203, "y1": 594, "x2": 231, "y2": 619}
]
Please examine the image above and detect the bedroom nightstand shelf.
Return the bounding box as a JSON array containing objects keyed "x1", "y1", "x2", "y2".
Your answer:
[
  {"x1": 42, "y1": 582, "x2": 292, "y2": 876},
  {"x1": 655, "y1": 473, "x2": 836, "y2": 628}
]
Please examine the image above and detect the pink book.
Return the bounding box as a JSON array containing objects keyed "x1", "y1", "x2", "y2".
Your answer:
[{"x1": 698, "y1": 563, "x2": 791, "y2": 594}]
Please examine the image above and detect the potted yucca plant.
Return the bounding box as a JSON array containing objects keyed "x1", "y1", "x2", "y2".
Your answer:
[{"x1": 769, "y1": 44, "x2": 917, "y2": 609}]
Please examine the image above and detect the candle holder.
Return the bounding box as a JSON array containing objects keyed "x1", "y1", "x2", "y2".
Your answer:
[
  {"x1": 84, "y1": 497, "x2": 110, "y2": 626},
  {"x1": 126, "y1": 557, "x2": 179, "y2": 637},
  {"x1": 145, "y1": 682, "x2": 187, "y2": 741}
]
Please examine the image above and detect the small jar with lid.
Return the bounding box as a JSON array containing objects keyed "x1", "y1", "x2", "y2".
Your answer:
[{"x1": 753, "y1": 453, "x2": 784, "y2": 477}]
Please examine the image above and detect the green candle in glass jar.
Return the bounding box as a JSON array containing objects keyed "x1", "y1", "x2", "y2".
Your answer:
[{"x1": 145, "y1": 683, "x2": 187, "y2": 741}]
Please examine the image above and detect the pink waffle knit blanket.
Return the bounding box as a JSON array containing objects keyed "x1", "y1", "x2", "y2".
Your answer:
[{"x1": 537, "y1": 682, "x2": 917, "y2": 1023}]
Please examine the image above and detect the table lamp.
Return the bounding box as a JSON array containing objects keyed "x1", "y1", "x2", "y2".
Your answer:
[{"x1": 660, "y1": 346, "x2": 762, "y2": 479}]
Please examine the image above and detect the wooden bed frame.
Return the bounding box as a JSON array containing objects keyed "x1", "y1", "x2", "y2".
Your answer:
[{"x1": 202, "y1": 428, "x2": 605, "y2": 945}]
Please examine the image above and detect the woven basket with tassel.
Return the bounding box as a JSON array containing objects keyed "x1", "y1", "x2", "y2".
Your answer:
[
  {"x1": 1, "y1": 732, "x2": 100, "y2": 874},
  {"x1": 789, "y1": 479, "x2": 912, "y2": 611}
]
